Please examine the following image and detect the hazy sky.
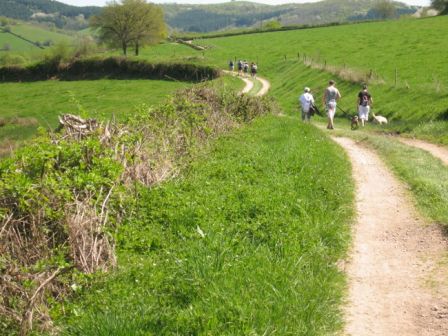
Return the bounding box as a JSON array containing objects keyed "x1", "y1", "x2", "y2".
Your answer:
[{"x1": 59, "y1": 0, "x2": 431, "y2": 8}]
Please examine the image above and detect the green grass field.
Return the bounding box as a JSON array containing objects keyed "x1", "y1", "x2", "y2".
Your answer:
[
  {"x1": 0, "y1": 23, "x2": 73, "y2": 53},
  {"x1": 58, "y1": 115, "x2": 353, "y2": 335},
  {"x1": 0, "y1": 76, "x2": 243, "y2": 152},
  {"x1": 139, "y1": 16, "x2": 448, "y2": 142},
  {"x1": 0, "y1": 79, "x2": 189, "y2": 145},
  {"x1": 11, "y1": 24, "x2": 73, "y2": 46}
]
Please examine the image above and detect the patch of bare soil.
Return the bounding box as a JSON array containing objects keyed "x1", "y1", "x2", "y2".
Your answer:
[
  {"x1": 333, "y1": 136, "x2": 448, "y2": 336},
  {"x1": 398, "y1": 138, "x2": 448, "y2": 166}
]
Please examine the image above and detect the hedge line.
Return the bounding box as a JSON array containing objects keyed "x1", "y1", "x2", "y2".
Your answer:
[{"x1": 0, "y1": 57, "x2": 220, "y2": 82}]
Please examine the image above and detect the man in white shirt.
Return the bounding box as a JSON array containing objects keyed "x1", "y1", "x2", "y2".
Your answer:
[{"x1": 299, "y1": 87, "x2": 315, "y2": 122}]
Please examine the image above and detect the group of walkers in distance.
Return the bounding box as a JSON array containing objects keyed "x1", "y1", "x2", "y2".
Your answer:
[
  {"x1": 299, "y1": 80, "x2": 373, "y2": 129},
  {"x1": 229, "y1": 59, "x2": 258, "y2": 78}
]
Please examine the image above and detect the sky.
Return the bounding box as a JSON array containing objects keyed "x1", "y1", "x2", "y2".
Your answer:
[{"x1": 58, "y1": 0, "x2": 431, "y2": 8}]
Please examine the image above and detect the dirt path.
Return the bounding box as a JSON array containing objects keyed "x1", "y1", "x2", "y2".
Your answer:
[
  {"x1": 333, "y1": 136, "x2": 448, "y2": 336},
  {"x1": 255, "y1": 76, "x2": 270, "y2": 97},
  {"x1": 240, "y1": 77, "x2": 254, "y2": 94},
  {"x1": 398, "y1": 138, "x2": 448, "y2": 165},
  {"x1": 223, "y1": 70, "x2": 270, "y2": 96}
]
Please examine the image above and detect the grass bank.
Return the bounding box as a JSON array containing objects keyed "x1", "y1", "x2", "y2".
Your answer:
[
  {"x1": 58, "y1": 116, "x2": 354, "y2": 335},
  {"x1": 138, "y1": 16, "x2": 448, "y2": 143}
]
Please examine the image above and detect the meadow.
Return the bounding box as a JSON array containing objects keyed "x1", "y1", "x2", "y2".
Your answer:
[
  {"x1": 0, "y1": 23, "x2": 73, "y2": 53},
  {"x1": 139, "y1": 16, "x2": 448, "y2": 142},
  {"x1": 2, "y1": 14, "x2": 448, "y2": 336},
  {"x1": 0, "y1": 79, "x2": 191, "y2": 147}
]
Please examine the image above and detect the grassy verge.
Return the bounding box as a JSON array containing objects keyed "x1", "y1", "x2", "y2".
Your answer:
[
  {"x1": 329, "y1": 122, "x2": 448, "y2": 227},
  {"x1": 58, "y1": 115, "x2": 354, "y2": 335}
]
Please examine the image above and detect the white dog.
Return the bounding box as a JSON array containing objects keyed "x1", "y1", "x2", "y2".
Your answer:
[{"x1": 372, "y1": 113, "x2": 388, "y2": 125}]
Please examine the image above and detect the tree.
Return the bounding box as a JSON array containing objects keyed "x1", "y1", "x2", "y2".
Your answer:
[
  {"x1": 373, "y1": 0, "x2": 397, "y2": 19},
  {"x1": 431, "y1": 0, "x2": 448, "y2": 14},
  {"x1": 90, "y1": 0, "x2": 166, "y2": 56}
]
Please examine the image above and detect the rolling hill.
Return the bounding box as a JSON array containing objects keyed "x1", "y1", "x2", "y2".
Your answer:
[
  {"x1": 163, "y1": 0, "x2": 418, "y2": 32},
  {"x1": 0, "y1": 0, "x2": 418, "y2": 33}
]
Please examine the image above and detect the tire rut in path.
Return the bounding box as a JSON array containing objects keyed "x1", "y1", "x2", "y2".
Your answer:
[{"x1": 333, "y1": 136, "x2": 448, "y2": 336}]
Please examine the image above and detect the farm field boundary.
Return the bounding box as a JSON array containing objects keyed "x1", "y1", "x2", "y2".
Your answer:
[{"x1": 0, "y1": 57, "x2": 220, "y2": 82}]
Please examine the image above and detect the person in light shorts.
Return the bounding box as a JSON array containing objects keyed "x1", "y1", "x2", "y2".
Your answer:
[
  {"x1": 299, "y1": 87, "x2": 315, "y2": 122},
  {"x1": 357, "y1": 84, "x2": 373, "y2": 127},
  {"x1": 323, "y1": 80, "x2": 341, "y2": 129}
]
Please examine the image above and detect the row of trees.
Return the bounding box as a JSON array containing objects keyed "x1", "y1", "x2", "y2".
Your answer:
[{"x1": 91, "y1": 0, "x2": 166, "y2": 56}]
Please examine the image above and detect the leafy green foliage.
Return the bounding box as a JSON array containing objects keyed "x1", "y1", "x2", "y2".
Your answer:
[{"x1": 90, "y1": 0, "x2": 166, "y2": 56}]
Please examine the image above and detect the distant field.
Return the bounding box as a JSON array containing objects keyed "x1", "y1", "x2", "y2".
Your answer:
[
  {"x1": 0, "y1": 31, "x2": 40, "y2": 53},
  {"x1": 12, "y1": 24, "x2": 73, "y2": 45},
  {"x1": 140, "y1": 16, "x2": 448, "y2": 141},
  {"x1": 0, "y1": 79, "x2": 190, "y2": 145},
  {"x1": 0, "y1": 23, "x2": 74, "y2": 54},
  {"x1": 0, "y1": 76, "x2": 243, "y2": 151}
]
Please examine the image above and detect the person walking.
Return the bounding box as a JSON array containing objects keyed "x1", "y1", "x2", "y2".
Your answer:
[
  {"x1": 229, "y1": 60, "x2": 234, "y2": 72},
  {"x1": 250, "y1": 62, "x2": 257, "y2": 78},
  {"x1": 322, "y1": 80, "x2": 341, "y2": 129},
  {"x1": 243, "y1": 61, "x2": 249, "y2": 77},
  {"x1": 237, "y1": 60, "x2": 243, "y2": 76},
  {"x1": 299, "y1": 87, "x2": 315, "y2": 122},
  {"x1": 357, "y1": 84, "x2": 373, "y2": 127}
]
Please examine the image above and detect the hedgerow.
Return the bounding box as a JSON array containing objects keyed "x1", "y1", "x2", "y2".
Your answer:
[
  {"x1": 0, "y1": 56, "x2": 220, "y2": 82},
  {"x1": 0, "y1": 85, "x2": 278, "y2": 335}
]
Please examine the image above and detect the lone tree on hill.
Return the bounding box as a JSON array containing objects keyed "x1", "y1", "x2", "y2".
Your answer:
[
  {"x1": 431, "y1": 0, "x2": 448, "y2": 14},
  {"x1": 373, "y1": 0, "x2": 397, "y2": 19},
  {"x1": 90, "y1": 0, "x2": 166, "y2": 56}
]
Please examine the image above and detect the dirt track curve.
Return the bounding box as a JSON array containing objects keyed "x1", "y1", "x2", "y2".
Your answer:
[
  {"x1": 224, "y1": 70, "x2": 270, "y2": 96},
  {"x1": 398, "y1": 138, "x2": 448, "y2": 166},
  {"x1": 333, "y1": 136, "x2": 448, "y2": 336}
]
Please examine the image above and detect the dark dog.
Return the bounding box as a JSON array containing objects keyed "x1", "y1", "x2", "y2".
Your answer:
[{"x1": 351, "y1": 115, "x2": 359, "y2": 130}]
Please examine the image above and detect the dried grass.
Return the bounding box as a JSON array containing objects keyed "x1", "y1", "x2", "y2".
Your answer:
[{"x1": 303, "y1": 58, "x2": 386, "y2": 85}]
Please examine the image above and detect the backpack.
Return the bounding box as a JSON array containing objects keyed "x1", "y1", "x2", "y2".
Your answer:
[{"x1": 361, "y1": 93, "x2": 369, "y2": 107}]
